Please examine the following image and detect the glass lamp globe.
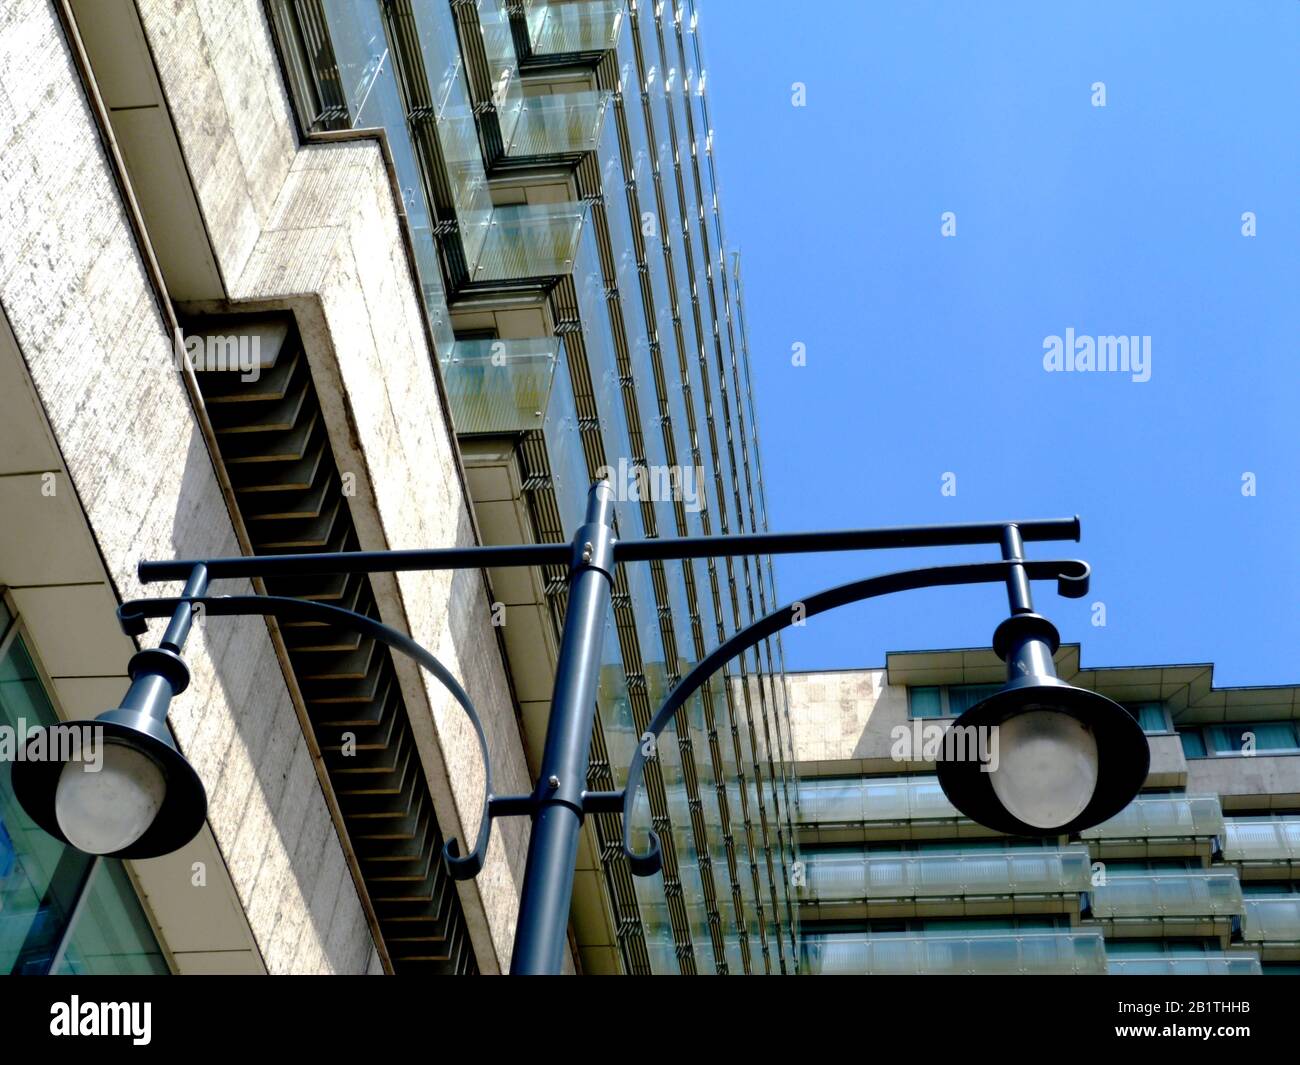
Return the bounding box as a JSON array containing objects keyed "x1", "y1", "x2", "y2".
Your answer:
[
  {"x1": 55, "y1": 743, "x2": 167, "y2": 855},
  {"x1": 988, "y1": 709, "x2": 1099, "y2": 830}
]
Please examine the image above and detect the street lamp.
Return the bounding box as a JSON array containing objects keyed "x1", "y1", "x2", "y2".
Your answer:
[
  {"x1": 12, "y1": 571, "x2": 208, "y2": 860},
  {"x1": 934, "y1": 614, "x2": 1149, "y2": 836},
  {"x1": 12, "y1": 482, "x2": 1149, "y2": 974},
  {"x1": 933, "y1": 525, "x2": 1148, "y2": 835}
]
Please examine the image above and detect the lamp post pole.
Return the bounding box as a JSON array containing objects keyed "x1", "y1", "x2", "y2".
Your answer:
[
  {"x1": 510, "y1": 481, "x2": 616, "y2": 974},
  {"x1": 14, "y1": 481, "x2": 1150, "y2": 975}
]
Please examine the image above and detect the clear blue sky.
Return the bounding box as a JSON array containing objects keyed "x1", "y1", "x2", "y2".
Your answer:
[{"x1": 701, "y1": 1, "x2": 1299, "y2": 685}]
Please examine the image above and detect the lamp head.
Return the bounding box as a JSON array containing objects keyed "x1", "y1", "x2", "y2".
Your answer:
[
  {"x1": 935, "y1": 614, "x2": 1149, "y2": 836},
  {"x1": 11, "y1": 704, "x2": 206, "y2": 860}
]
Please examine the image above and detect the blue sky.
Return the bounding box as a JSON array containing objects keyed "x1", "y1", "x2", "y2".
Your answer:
[{"x1": 701, "y1": 1, "x2": 1299, "y2": 685}]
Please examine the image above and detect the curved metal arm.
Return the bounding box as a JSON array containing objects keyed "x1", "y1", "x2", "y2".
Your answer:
[
  {"x1": 620, "y1": 558, "x2": 1090, "y2": 875},
  {"x1": 118, "y1": 594, "x2": 495, "y2": 880}
]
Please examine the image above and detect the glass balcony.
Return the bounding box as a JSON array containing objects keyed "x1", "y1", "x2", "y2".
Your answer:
[
  {"x1": 803, "y1": 847, "x2": 1092, "y2": 901},
  {"x1": 526, "y1": 0, "x2": 624, "y2": 55},
  {"x1": 476, "y1": 0, "x2": 525, "y2": 148},
  {"x1": 438, "y1": 338, "x2": 559, "y2": 434},
  {"x1": 797, "y1": 775, "x2": 959, "y2": 825},
  {"x1": 506, "y1": 91, "x2": 611, "y2": 157},
  {"x1": 1089, "y1": 870, "x2": 1244, "y2": 919},
  {"x1": 802, "y1": 930, "x2": 1108, "y2": 976},
  {"x1": 1222, "y1": 817, "x2": 1300, "y2": 864},
  {"x1": 1107, "y1": 951, "x2": 1261, "y2": 975},
  {"x1": 1242, "y1": 895, "x2": 1300, "y2": 944},
  {"x1": 1081, "y1": 794, "x2": 1224, "y2": 841},
  {"x1": 402, "y1": 0, "x2": 592, "y2": 284},
  {"x1": 540, "y1": 346, "x2": 589, "y2": 534},
  {"x1": 472, "y1": 203, "x2": 586, "y2": 282}
]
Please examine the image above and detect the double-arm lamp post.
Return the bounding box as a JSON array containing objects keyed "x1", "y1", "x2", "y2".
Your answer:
[{"x1": 13, "y1": 482, "x2": 1148, "y2": 975}]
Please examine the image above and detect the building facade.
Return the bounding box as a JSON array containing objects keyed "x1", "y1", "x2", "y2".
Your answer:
[
  {"x1": 0, "y1": 0, "x2": 799, "y2": 974},
  {"x1": 786, "y1": 648, "x2": 1300, "y2": 975}
]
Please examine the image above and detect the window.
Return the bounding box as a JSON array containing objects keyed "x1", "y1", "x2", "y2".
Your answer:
[
  {"x1": 1209, "y1": 722, "x2": 1300, "y2": 755},
  {"x1": 908, "y1": 683, "x2": 1001, "y2": 719},
  {"x1": 0, "y1": 609, "x2": 168, "y2": 974},
  {"x1": 908, "y1": 686, "x2": 944, "y2": 718},
  {"x1": 1177, "y1": 721, "x2": 1300, "y2": 759},
  {"x1": 1106, "y1": 939, "x2": 1215, "y2": 957},
  {"x1": 1126, "y1": 701, "x2": 1171, "y2": 734}
]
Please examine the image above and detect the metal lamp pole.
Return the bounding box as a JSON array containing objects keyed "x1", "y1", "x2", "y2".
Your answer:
[
  {"x1": 18, "y1": 481, "x2": 1117, "y2": 975},
  {"x1": 510, "y1": 482, "x2": 617, "y2": 973}
]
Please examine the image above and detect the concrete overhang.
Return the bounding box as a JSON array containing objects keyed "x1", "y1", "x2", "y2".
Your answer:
[{"x1": 885, "y1": 646, "x2": 1299, "y2": 725}]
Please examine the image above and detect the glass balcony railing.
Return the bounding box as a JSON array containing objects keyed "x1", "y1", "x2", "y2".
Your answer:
[
  {"x1": 1242, "y1": 895, "x2": 1300, "y2": 944},
  {"x1": 1081, "y1": 794, "x2": 1224, "y2": 841},
  {"x1": 477, "y1": 0, "x2": 525, "y2": 148},
  {"x1": 803, "y1": 847, "x2": 1092, "y2": 901},
  {"x1": 1222, "y1": 817, "x2": 1300, "y2": 864},
  {"x1": 439, "y1": 338, "x2": 560, "y2": 434},
  {"x1": 526, "y1": 0, "x2": 625, "y2": 55},
  {"x1": 797, "y1": 776, "x2": 959, "y2": 825},
  {"x1": 1089, "y1": 870, "x2": 1244, "y2": 919},
  {"x1": 1107, "y1": 952, "x2": 1262, "y2": 975},
  {"x1": 506, "y1": 91, "x2": 611, "y2": 156},
  {"x1": 540, "y1": 346, "x2": 591, "y2": 540},
  {"x1": 472, "y1": 203, "x2": 586, "y2": 282},
  {"x1": 802, "y1": 930, "x2": 1108, "y2": 976}
]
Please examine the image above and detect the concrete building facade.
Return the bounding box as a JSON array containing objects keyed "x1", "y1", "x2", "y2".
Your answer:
[{"x1": 786, "y1": 649, "x2": 1300, "y2": 975}]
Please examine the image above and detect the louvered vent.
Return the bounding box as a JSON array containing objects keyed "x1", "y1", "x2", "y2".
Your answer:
[{"x1": 187, "y1": 313, "x2": 477, "y2": 974}]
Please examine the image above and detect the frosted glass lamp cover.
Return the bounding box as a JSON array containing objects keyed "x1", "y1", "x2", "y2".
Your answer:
[
  {"x1": 55, "y1": 743, "x2": 167, "y2": 855},
  {"x1": 988, "y1": 709, "x2": 1099, "y2": 829}
]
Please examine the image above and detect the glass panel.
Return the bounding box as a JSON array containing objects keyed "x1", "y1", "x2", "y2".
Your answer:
[
  {"x1": 440, "y1": 338, "x2": 559, "y2": 434},
  {"x1": 1107, "y1": 951, "x2": 1261, "y2": 975},
  {"x1": 477, "y1": 0, "x2": 525, "y2": 148},
  {"x1": 947, "y1": 683, "x2": 1001, "y2": 716},
  {"x1": 0, "y1": 635, "x2": 91, "y2": 974},
  {"x1": 1209, "y1": 722, "x2": 1299, "y2": 755},
  {"x1": 405, "y1": 0, "x2": 494, "y2": 268},
  {"x1": 1127, "y1": 702, "x2": 1170, "y2": 733},
  {"x1": 52, "y1": 861, "x2": 168, "y2": 974},
  {"x1": 541, "y1": 342, "x2": 589, "y2": 535},
  {"x1": 1222, "y1": 817, "x2": 1300, "y2": 863},
  {"x1": 473, "y1": 203, "x2": 586, "y2": 282},
  {"x1": 528, "y1": 0, "x2": 625, "y2": 54},
  {"x1": 1179, "y1": 729, "x2": 1207, "y2": 758},
  {"x1": 803, "y1": 930, "x2": 1108, "y2": 976},
  {"x1": 1081, "y1": 794, "x2": 1224, "y2": 841},
  {"x1": 321, "y1": 0, "x2": 399, "y2": 129},
  {"x1": 1242, "y1": 896, "x2": 1300, "y2": 943},
  {"x1": 803, "y1": 846, "x2": 1091, "y2": 901},
  {"x1": 1089, "y1": 870, "x2": 1245, "y2": 918},
  {"x1": 908, "y1": 686, "x2": 943, "y2": 719},
  {"x1": 507, "y1": 91, "x2": 611, "y2": 156}
]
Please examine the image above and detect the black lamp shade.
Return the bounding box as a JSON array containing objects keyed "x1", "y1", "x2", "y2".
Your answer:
[
  {"x1": 935, "y1": 678, "x2": 1150, "y2": 836},
  {"x1": 11, "y1": 710, "x2": 207, "y2": 860}
]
